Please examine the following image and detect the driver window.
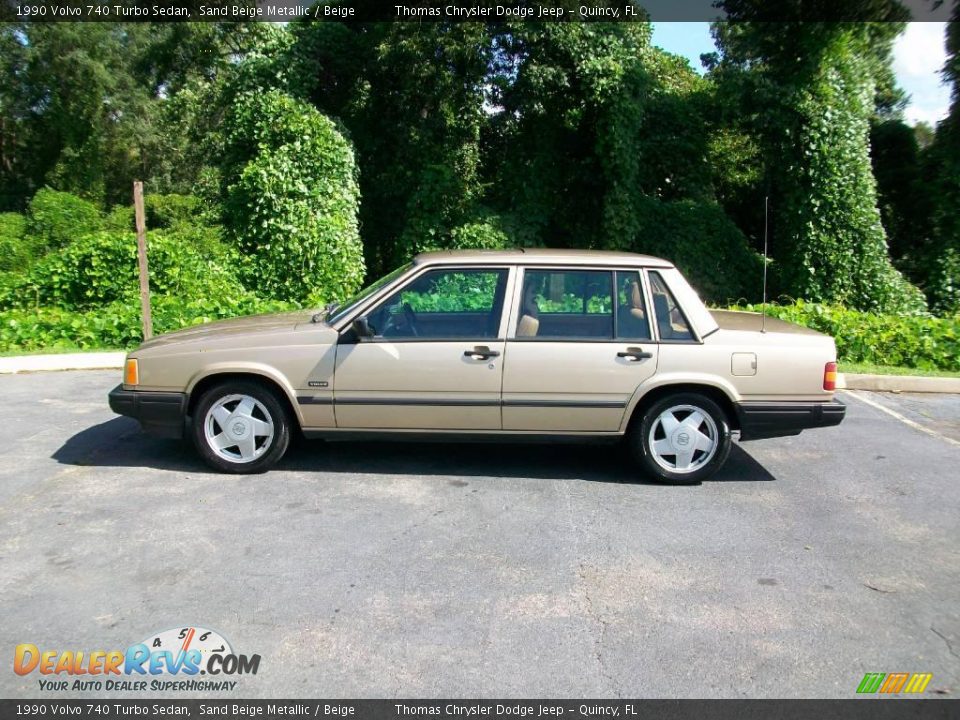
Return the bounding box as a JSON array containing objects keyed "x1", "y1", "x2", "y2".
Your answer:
[
  {"x1": 365, "y1": 268, "x2": 507, "y2": 340},
  {"x1": 648, "y1": 271, "x2": 693, "y2": 341}
]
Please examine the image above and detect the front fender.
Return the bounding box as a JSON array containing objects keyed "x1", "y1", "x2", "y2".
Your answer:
[{"x1": 185, "y1": 362, "x2": 304, "y2": 425}]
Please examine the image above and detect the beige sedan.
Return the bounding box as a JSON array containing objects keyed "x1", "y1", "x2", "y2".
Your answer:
[{"x1": 109, "y1": 249, "x2": 844, "y2": 483}]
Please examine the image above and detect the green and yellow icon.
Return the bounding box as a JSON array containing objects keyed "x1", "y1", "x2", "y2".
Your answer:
[{"x1": 857, "y1": 672, "x2": 933, "y2": 694}]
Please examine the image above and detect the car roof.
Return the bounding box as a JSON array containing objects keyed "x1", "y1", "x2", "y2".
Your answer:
[{"x1": 413, "y1": 248, "x2": 674, "y2": 268}]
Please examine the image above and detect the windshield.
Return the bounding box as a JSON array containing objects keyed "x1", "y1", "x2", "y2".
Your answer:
[{"x1": 324, "y1": 263, "x2": 413, "y2": 326}]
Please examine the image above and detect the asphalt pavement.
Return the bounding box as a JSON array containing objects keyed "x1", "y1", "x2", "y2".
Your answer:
[{"x1": 1, "y1": 370, "x2": 958, "y2": 699}]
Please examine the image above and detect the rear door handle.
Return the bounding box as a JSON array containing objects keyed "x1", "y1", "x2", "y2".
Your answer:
[
  {"x1": 464, "y1": 345, "x2": 500, "y2": 360},
  {"x1": 617, "y1": 347, "x2": 653, "y2": 361}
]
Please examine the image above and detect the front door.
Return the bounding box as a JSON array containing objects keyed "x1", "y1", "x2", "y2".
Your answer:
[
  {"x1": 502, "y1": 268, "x2": 659, "y2": 432},
  {"x1": 333, "y1": 267, "x2": 511, "y2": 430}
]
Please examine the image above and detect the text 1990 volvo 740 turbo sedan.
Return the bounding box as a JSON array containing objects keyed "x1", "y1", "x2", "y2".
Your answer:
[{"x1": 109, "y1": 249, "x2": 845, "y2": 483}]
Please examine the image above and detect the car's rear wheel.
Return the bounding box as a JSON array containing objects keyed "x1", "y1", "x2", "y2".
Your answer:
[
  {"x1": 629, "y1": 392, "x2": 731, "y2": 484},
  {"x1": 192, "y1": 381, "x2": 290, "y2": 474}
]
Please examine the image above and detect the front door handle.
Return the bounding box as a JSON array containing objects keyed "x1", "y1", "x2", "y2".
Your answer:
[
  {"x1": 617, "y1": 347, "x2": 653, "y2": 361},
  {"x1": 464, "y1": 345, "x2": 500, "y2": 360}
]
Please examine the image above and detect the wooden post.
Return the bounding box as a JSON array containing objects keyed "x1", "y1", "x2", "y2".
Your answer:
[{"x1": 133, "y1": 181, "x2": 153, "y2": 340}]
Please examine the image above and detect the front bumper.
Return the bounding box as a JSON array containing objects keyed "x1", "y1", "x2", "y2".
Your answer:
[
  {"x1": 108, "y1": 385, "x2": 187, "y2": 439},
  {"x1": 735, "y1": 398, "x2": 846, "y2": 441}
]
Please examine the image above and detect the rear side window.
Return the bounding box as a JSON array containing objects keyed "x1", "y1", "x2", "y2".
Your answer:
[
  {"x1": 516, "y1": 270, "x2": 613, "y2": 339},
  {"x1": 649, "y1": 271, "x2": 693, "y2": 341}
]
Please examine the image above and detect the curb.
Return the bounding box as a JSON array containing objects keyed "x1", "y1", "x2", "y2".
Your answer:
[
  {"x1": 837, "y1": 373, "x2": 960, "y2": 394},
  {"x1": 0, "y1": 352, "x2": 126, "y2": 374}
]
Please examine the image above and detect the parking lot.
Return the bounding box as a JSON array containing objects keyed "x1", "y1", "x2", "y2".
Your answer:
[{"x1": 1, "y1": 369, "x2": 958, "y2": 698}]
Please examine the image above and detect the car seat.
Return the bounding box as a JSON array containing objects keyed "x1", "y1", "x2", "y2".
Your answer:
[
  {"x1": 517, "y1": 282, "x2": 540, "y2": 337},
  {"x1": 653, "y1": 294, "x2": 673, "y2": 339}
]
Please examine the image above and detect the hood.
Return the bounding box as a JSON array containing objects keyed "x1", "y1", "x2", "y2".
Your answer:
[{"x1": 136, "y1": 310, "x2": 316, "y2": 350}]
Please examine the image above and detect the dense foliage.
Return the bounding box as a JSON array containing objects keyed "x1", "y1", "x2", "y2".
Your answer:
[
  {"x1": 0, "y1": 195, "x2": 294, "y2": 352},
  {"x1": 1, "y1": 189, "x2": 104, "y2": 275},
  {"x1": 1, "y1": 11, "x2": 959, "y2": 359},
  {"x1": 0, "y1": 212, "x2": 29, "y2": 273},
  {"x1": 612, "y1": 197, "x2": 763, "y2": 303},
  {"x1": 711, "y1": 11, "x2": 925, "y2": 314},
  {"x1": 735, "y1": 301, "x2": 960, "y2": 371},
  {"x1": 290, "y1": 21, "x2": 493, "y2": 271},
  {"x1": 0, "y1": 229, "x2": 242, "y2": 311},
  {"x1": 0, "y1": 22, "x2": 267, "y2": 209},
  {"x1": 221, "y1": 90, "x2": 365, "y2": 305},
  {"x1": 0, "y1": 294, "x2": 293, "y2": 353},
  {"x1": 926, "y1": 5, "x2": 960, "y2": 314},
  {"x1": 25, "y1": 188, "x2": 103, "y2": 252},
  {"x1": 290, "y1": 18, "x2": 760, "y2": 302}
]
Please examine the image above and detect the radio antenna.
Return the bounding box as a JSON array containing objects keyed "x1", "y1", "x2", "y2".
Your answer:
[{"x1": 761, "y1": 195, "x2": 769, "y2": 334}]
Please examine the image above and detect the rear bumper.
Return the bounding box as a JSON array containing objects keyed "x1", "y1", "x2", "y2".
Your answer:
[
  {"x1": 108, "y1": 384, "x2": 187, "y2": 439},
  {"x1": 735, "y1": 399, "x2": 845, "y2": 441}
]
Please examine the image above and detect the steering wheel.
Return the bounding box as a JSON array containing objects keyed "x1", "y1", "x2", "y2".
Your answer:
[{"x1": 402, "y1": 302, "x2": 419, "y2": 337}]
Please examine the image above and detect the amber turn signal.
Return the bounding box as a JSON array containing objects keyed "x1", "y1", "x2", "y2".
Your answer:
[
  {"x1": 823, "y1": 361, "x2": 837, "y2": 391},
  {"x1": 124, "y1": 358, "x2": 139, "y2": 386}
]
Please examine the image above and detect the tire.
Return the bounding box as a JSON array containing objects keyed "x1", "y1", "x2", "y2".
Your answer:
[
  {"x1": 191, "y1": 380, "x2": 291, "y2": 474},
  {"x1": 629, "y1": 392, "x2": 732, "y2": 485}
]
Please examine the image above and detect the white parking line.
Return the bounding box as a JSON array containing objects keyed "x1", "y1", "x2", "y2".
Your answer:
[{"x1": 842, "y1": 390, "x2": 960, "y2": 448}]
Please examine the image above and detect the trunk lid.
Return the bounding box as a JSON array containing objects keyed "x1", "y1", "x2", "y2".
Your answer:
[{"x1": 709, "y1": 309, "x2": 826, "y2": 337}]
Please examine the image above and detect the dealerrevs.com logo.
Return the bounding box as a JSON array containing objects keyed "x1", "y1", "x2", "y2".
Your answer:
[{"x1": 14, "y1": 626, "x2": 260, "y2": 692}]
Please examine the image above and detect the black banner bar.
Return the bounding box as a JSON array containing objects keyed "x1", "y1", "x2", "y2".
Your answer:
[
  {"x1": 0, "y1": 0, "x2": 954, "y2": 24},
  {"x1": 0, "y1": 700, "x2": 958, "y2": 720}
]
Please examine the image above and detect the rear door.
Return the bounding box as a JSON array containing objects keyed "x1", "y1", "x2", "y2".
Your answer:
[
  {"x1": 501, "y1": 267, "x2": 658, "y2": 432},
  {"x1": 332, "y1": 266, "x2": 511, "y2": 430}
]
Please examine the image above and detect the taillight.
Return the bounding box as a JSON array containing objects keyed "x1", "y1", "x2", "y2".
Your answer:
[
  {"x1": 124, "y1": 358, "x2": 139, "y2": 386},
  {"x1": 823, "y1": 361, "x2": 837, "y2": 391}
]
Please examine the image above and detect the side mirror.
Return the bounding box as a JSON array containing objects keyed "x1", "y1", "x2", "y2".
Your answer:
[{"x1": 351, "y1": 316, "x2": 374, "y2": 340}]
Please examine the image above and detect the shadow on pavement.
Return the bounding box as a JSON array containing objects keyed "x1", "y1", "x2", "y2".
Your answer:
[
  {"x1": 53, "y1": 418, "x2": 776, "y2": 485},
  {"x1": 52, "y1": 417, "x2": 202, "y2": 472}
]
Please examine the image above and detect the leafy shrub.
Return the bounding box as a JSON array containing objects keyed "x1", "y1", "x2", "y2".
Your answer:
[
  {"x1": 733, "y1": 300, "x2": 959, "y2": 371},
  {"x1": 145, "y1": 193, "x2": 203, "y2": 229},
  {"x1": 25, "y1": 188, "x2": 102, "y2": 252},
  {"x1": 0, "y1": 212, "x2": 35, "y2": 273},
  {"x1": 615, "y1": 197, "x2": 764, "y2": 305},
  {"x1": 0, "y1": 229, "x2": 248, "y2": 312},
  {"x1": 448, "y1": 219, "x2": 510, "y2": 250},
  {"x1": 0, "y1": 213, "x2": 25, "y2": 242},
  {"x1": 411, "y1": 217, "x2": 511, "y2": 258},
  {"x1": 222, "y1": 90, "x2": 365, "y2": 304},
  {"x1": 103, "y1": 205, "x2": 135, "y2": 232},
  {"x1": 0, "y1": 294, "x2": 295, "y2": 353},
  {"x1": 0, "y1": 215, "x2": 302, "y2": 353},
  {"x1": 104, "y1": 194, "x2": 206, "y2": 232},
  {"x1": 103, "y1": 196, "x2": 223, "y2": 256},
  {"x1": 928, "y1": 247, "x2": 960, "y2": 317}
]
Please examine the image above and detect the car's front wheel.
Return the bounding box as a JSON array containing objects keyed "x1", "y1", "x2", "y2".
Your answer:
[
  {"x1": 629, "y1": 392, "x2": 731, "y2": 484},
  {"x1": 192, "y1": 381, "x2": 290, "y2": 474}
]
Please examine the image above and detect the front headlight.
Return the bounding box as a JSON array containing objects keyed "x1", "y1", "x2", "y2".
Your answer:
[{"x1": 124, "y1": 358, "x2": 139, "y2": 386}]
